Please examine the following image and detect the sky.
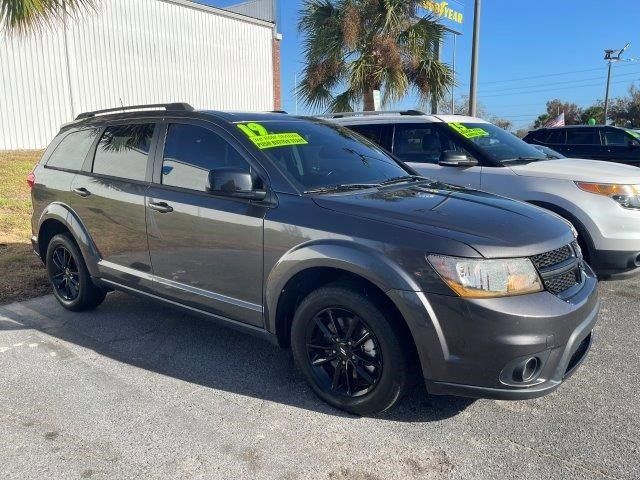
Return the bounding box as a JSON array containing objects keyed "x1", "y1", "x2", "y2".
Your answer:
[{"x1": 202, "y1": 0, "x2": 640, "y2": 130}]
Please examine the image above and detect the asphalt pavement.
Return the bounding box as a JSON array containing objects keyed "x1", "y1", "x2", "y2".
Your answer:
[{"x1": 0, "y1": 279, "x2": 638, "y2": 479}]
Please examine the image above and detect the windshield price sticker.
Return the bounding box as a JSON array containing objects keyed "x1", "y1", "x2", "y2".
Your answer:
[
  {"x1": 237, "y1": 123, "x2": 308, "y2": 149},
  {"x1": 448, "y1": 122, "x2": 489, "y2": 139}
]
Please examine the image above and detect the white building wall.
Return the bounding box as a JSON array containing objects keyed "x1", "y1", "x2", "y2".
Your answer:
[{"x1": 0, "y1": 0, "x2": 275, "y2": 149}]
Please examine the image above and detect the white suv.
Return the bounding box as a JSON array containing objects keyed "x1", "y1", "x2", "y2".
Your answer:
[{"x1": 329, "y1": 111, "x2": 640, "y2": 278}]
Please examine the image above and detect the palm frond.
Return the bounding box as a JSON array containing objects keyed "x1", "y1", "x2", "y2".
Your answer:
[{"x1": 1, "y1": 0, "x2": 95, "y2": 34}]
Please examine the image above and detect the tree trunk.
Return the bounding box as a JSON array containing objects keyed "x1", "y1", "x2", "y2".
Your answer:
[{"x1": 363, "y1": 88, "x2": 375, "y2": 111}]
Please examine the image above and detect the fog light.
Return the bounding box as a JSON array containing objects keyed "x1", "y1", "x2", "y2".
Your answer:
[{"x1": 513, "y1": 357, "x2": 540, "y2": 383}]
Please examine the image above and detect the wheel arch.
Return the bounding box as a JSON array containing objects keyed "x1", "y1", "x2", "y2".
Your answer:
[
  {"x1": 265, "y1": 241, "x2": 423, "y2": 371},
  {"x1": 526, "y1": 200, "x2": 595, "y2": 261},
  {"x1": 37, "y1": 202, "x2": 101, "y2": 276}
]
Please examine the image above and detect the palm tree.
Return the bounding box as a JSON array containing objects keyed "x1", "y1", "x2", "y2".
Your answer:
[
  {"x1": 298, "y1": 0, "x2": 454, "y2": 112},
  {"x1": 1, "y1": 0, "x2": 93, "y2": 34}
]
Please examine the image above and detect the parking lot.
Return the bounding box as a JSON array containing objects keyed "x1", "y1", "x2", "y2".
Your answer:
[
  {"x1": 2, "y1": 139, "x2": 635, "y2": 480},
  {"x1": 0, "y1": 279, "x2": 638, "y2": 480}
]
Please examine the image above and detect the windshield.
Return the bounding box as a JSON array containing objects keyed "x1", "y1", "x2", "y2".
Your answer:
[
  {"x1": 235, "y1": 119, "x2": 412, "y2": 192},
  {"x1": 448, "y1": 122, "x2": 548, "y2": 163}
]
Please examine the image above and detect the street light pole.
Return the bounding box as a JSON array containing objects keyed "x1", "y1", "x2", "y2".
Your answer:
[
  {"x1": 603, "y1": 43, "x2": 630, "y2": 125},
  {"x1": 469, "y1": 0, "x2": 481, "y2": 117}
]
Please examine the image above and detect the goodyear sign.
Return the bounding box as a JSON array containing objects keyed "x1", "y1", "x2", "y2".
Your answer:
[{"x1": 419, "y1": 0, "x2": 464, "y2": 33}]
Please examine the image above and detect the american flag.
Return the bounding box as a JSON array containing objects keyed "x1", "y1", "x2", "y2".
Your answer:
[{"x1": 544, "y1": 112, "x2": 565, "y2": 128}]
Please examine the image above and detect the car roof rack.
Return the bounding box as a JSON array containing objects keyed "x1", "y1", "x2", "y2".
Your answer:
[
  {"x1": 320, "y1": 110, "x2": 429, "y2": 118},
  {"x1": 75, "y1": 103, "x2": 194, "y2": 120},
  {"x1": 270, "y1": 110, "x2": 288, "y2": 114}
]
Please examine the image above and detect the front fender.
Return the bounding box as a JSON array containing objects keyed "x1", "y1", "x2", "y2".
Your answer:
[
  {"x1": 38, "y1": 202, "x2": 101, "y2": 277},
  {"x1": 264, "y1": 240, "x2": 421, "y2": 334}
]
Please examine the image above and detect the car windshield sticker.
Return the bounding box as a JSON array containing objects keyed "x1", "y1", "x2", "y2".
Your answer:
[
  {"x1": 448, "y1": 122, "x2": 489, "y2": 139},
  {"x1": 237, "y1": 123, "x2": 308, "y2": 149}
]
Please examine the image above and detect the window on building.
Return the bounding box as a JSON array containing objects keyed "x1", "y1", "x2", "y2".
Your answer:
[
  {"x1": 161, "y1": 124, "x2": 250, "y2": 191},
  {"x1": 46, "y1": 129, "x2": 98, "y2": 171},
  {"x1": 92, "y1": 124, "x2": 155, "y2": 181}
]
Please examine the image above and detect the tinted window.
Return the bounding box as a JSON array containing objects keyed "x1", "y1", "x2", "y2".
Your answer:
[
  {"x1": 393, "y1": 125, "x2": 469, "y2": 164},
  {"x1": 447, "y1": 122, "x2": 546, "y2": 163},
  {"x1": 162, "y1": 124, "x2": 250, "y2": 191},
  {"x1": 566, "y1": 128, "x2": 599, "y2": 145},
  {"x1": 236, "y1": 120, "x2": 410, "y2": 192},
  {"x1": 348, "y1": 124, "x2": 392, "y2": 150},
  {"x1": 604, "y1": 129, "x2": 631, "y2": 145},
  {"x1": 46, "y1": 129, "x2": 98, "y2": 170},
  {"x1": 545, "y1": 129, "x2": 565, "y2": 145},
  {"x1": 93, "y1": 124, "x2": 155, "y2": 181}
]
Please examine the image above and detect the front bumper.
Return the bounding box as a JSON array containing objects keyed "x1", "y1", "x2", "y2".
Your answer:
[
  {"x1": 589, "y1": 248, "x2": 640, "y2": 279},
  {"x1": 388, "y1": 266, "x2": 599, "y2": 401}
]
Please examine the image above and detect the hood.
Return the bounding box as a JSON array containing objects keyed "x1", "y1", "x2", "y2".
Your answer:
[
  {"x1": 509, "y1": 158, "x2": 640, "y2": 183},
  {"x1": 313, "y1": 184, "x2": 575, "y2": 258}
]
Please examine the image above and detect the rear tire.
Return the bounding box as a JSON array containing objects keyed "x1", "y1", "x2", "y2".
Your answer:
[
  {"x1": 46, "y1": 233, "x2": 106, "y2": 311},
  {"x1": 291, "y1": 283, "x2": 409, "y2": 415}
]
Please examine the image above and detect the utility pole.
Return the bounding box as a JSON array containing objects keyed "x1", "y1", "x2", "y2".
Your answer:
[
  {"x1": 603, "y1": 43, "x2": 630, "y2": 125},
  {"x1": 469, "y1": 0, "x2": 481, "y2": 117}
]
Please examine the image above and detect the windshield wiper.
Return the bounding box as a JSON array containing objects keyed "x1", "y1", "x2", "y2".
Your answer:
[
  {"x1": 380, "y1": 175, "x2": 431, "y2": 186},
  {"x1": 303, "y1": 183, "x2": 381, "y2": 194},
  {"x1": 502, "y1": 156, "x2": 547, "y2": 164}
]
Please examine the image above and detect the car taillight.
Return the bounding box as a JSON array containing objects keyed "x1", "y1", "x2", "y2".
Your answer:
[{"x1": 27, "y1": 171, "x2": 36, "y2": 189}]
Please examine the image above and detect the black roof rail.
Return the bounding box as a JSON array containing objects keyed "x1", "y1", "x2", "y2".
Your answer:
[
  {"x1": 319, "y1": 110, "x2": 429, "y2": 118},
  {"x1": 270, "y1": 110, "x2": 288, "y2": 114},
  {"x1": 75, "y1": 103, "x2": 194, "y2": 120}
]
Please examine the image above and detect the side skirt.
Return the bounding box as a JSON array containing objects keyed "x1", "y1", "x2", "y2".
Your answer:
[{"x1": 96, "y1": 278, "x2": 279, "y2": 345}]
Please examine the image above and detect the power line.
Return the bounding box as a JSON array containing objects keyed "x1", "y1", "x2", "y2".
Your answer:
[
  {"x1": 457, "y1": 61, "x2": 639, "y2": 87},
  {"x1": 478, "y1": 70, "x2": 640, "y2": 94},
  {"x1": 479, "y1": 77, "x2": 638, "y2": 99}
]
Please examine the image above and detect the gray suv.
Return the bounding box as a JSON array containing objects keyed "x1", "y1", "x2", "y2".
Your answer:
[{"x1": 29, "y1": 104, "x2": 598, "y2": 415}]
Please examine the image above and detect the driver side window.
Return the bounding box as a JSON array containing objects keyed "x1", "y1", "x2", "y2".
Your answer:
[
  {"x1": 392, "y1": 125, "x2": 471, "y2": 164},
  {"x1": 162, "y1": 123, "x2": 250, "y2": 192}
]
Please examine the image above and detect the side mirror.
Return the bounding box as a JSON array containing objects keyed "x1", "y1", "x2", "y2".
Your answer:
[
  {"x1": 207, "y1": 167, "x2": 266, "y2": 200},
  {"x1": 629, "y1": 139, "x2": 640, "y2": 149},
  {"x1": 438, "y1": 150, "x2": 478, "y2": 167}
]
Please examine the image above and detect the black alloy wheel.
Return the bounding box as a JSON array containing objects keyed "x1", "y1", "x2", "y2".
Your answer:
[
  {"x1": 50, "y1": 246, "x2": 80, "y2": 301},
  {"x1": 306, "y1": 307, "x2": 382, "y2": 397},
  {"x1": 46, "y1": 233, "x2": 107, "y2": 311},
  {"x1": 291, "y1": 283, "x2": 409, "y2": 415}
]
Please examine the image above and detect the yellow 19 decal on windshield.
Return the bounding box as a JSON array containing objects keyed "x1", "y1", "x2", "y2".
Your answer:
[
  {"x1": 237, "y1": 123, "x2": 308, "y2": 149},
  {"x1": 448, "y1": 122, "x2": 489, "y2": 139}
]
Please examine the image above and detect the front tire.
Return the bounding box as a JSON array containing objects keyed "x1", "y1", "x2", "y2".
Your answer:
[
  {"x1": 291, "y1": 284, "x2": 409, "y2": 415},
  {"x1": 46, "y1": 233, "x2": 106, "y2": 311}
]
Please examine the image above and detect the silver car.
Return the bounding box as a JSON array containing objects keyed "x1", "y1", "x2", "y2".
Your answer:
[{"x1": 330, "y1": 112, "x2": 640, "y2": 278}]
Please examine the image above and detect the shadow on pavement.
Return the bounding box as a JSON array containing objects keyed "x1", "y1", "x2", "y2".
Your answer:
[{"x1": 0, "y1": 292, "x2": 475, "y2": 422}]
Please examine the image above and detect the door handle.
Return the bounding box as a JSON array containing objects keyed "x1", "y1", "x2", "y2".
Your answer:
[
  {"x1": 72, "y1": 187, "x2": 91, "y2": 197},
  {"x1": 148, "y1": 201, "x2": 173, "y2": 213}
]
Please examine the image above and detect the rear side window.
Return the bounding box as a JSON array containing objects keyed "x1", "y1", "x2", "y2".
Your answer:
[
  {"x1": 566, "y1": 128, "x2": 600, "y2": 145},
  {"x1": 161, "y1": 124, "x2": 250, "y2": 192},
  {"x1": 46, "y1": 129, "x2": 98, "y2": 170},
  {"x1": 348, "y1": 124, "x2": 393, "y2": 150},
  {"x1": 92, "y1": 124, "x2": 155, "y2": 181},
  {"x1": 544, "y1": 129, "x2": 566, "y2": 145}
]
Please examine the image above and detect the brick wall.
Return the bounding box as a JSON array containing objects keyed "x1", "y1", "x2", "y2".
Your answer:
[{"x1": 272, "y1": 38, "x2": 282, "y2": 110}]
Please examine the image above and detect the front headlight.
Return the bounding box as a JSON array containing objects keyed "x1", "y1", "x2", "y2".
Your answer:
[
  {"x1": 427, "y1": 255, "x2": 543, "y2": 298},
  {"x1": 576, "y1": 182, "x2": 640, "y2": 209}
]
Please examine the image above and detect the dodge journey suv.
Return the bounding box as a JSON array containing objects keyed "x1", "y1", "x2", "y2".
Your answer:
[
  {"x1": 30, "y1": 104, "x2": 598, "y2": 415},
  {"x1": 331, "y1": 111, "x2": 640, "y2": 278}
]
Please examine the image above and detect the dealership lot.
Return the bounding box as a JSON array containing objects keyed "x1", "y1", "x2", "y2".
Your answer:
[{"x1": 0, "y1": 280, "x2": 638, "y2": 480}]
